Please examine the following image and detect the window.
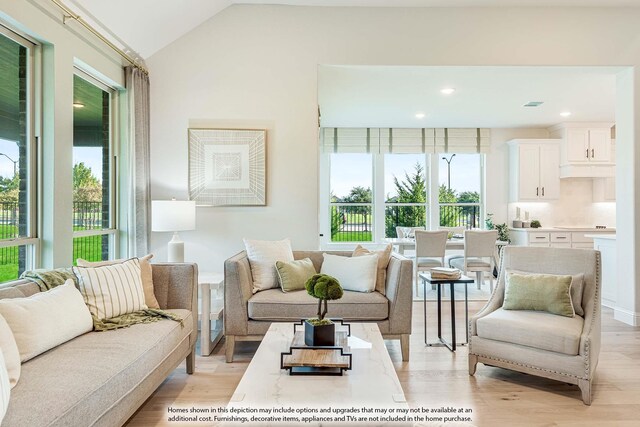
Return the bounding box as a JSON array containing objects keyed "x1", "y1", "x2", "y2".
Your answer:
[
  {"x1": 384, "y1": 154, "x2": 428, "y2": 237},
  {"x1": 320, "y1": 128, "x2": 486, "y2": 246},
  {"x1": 0, "y1": 27, "x2": 37, "y2": 282},
  {"x1": 72, "y1": 72, "x2": 116, "y2": 263},
  {"x1": 438, "y1": 154, "x2": 482, "y2": 229},
  {"x1": 329, "y1": 153, "x2": 372, "y2": 242}
]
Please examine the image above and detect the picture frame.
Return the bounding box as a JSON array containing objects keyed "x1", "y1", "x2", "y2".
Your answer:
[{"x1": 188, "y1": 128, "x2": 266, "y2": 206}]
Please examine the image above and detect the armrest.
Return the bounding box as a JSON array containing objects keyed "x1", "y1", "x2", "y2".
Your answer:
[
  {"x1": 469, "y1": 265, "x2": 505, "y2": 336},
  {"x1": 151, "y1": 263, "x2": 198, "y2": 347},
  {"x1": 224, "y1": 251, "x2": 254, "y2": 336},
  {"x1": 385, "y1": 253, "x2": 413, "y2": 335},
  {"x1": 579, "y1": 252, "x2": 602, "y2": 376}
]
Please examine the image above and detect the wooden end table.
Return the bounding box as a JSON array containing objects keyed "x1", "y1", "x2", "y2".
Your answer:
[{"x1": 419, "y1": 272, "x2": 474, "y2": 352}]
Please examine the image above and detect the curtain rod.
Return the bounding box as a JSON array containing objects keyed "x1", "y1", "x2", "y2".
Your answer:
[{"x1": 49, "y1": 0, "x2": 148, "y2": 74}]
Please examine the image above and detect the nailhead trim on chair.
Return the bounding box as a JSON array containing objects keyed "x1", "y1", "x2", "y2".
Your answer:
[{"x1": 474, "y1": 353, "x2": 587, "y2": 380}]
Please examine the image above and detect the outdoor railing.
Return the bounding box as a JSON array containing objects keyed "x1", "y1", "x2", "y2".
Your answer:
[{"x1": 330, "y1": 202, "x2": 482, "y2": 241}]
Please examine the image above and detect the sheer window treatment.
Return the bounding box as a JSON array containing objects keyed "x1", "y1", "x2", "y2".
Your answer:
[
  {"x1": 125, "y1": 66, "x2": 150, "y2": 256},
  {"x1": 321, "y1": 127, "x2": 491, "y2": 154}
]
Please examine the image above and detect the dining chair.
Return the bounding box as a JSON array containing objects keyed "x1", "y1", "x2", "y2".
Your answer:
[
  {"x1": 449, "y1": 230, "x2": 498, "y2": 292},
  {"x1": 395, "y1": 226, "x2": 425, "y2": 238},
  {"x1": 413, "y1": 230, "x2": 449, "y2": 294}
]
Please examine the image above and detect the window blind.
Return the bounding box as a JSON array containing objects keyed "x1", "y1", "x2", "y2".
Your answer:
[{"x1": 321, "y1": 127, "x2": 490, "y2": 154}]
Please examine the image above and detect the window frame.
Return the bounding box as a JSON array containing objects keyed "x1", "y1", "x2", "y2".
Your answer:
[
  {"x1": 320, "y1": 150, "x2": 485, "y2": 249},
  {"x1": 0, "y1": 24, "x2": 40, "y2": 279},
  {"x1": 71, "y1": 68, "x2": 118, "y2": 262}
]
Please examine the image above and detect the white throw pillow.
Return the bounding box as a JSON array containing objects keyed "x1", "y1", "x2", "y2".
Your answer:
[
  {"x1": 76, "y1": 254, "x2": 159, "y2": 309},
  {"x1": 0, "y1": 349, "x2": 9, "y2": 424},
  {"x1": 243, "y1": 238, "x2": 294, "y2": 293},
  {"x1": 73, "y1": 258, "x2": 148, "y2": 320},
  {"x1": 320, "y1": 253, "x2": 378, "y2": 293},
  {"x1": 0, "y1": 314, "x2": 20, "y2": 388},
  {"x1": 0, "y1": 280, "x2": 93, "y2": 362}
]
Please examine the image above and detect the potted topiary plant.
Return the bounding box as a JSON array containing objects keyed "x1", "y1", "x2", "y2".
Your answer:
[
  {"x1": 304, "y1": 273, "x2": 344, "y2": 346},
  {"x1": 530, "y1": 220, "x2": 541, "y2": 228}
]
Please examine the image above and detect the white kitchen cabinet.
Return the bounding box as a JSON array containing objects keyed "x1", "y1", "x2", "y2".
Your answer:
[
  {"x1": 593, "y1": 177, "x2": 615, "y2": 202},
  {"x1": 548, "y1": 122, "x2": 615, "y2": 178},
  {"x1": 510, "y1": 229, "x2": 615, "y2": 249},
  {"x1": 508, "y1": 139, "x2": 560, "y2": 202}
]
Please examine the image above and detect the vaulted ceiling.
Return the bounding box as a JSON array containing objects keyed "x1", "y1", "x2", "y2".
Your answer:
[{"x1": 70, "y1": 0, "x2": 640, "y2": 59}]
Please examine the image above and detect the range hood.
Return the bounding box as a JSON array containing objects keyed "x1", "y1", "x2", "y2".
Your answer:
[{"x1": 559, "y1": 164, "x2": 615, "y2": 179}]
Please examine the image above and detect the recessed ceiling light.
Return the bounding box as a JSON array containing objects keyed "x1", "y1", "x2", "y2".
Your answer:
[
  {"x1": 560, "y1": 111, "x2": 572, "y2": 117},
  {"x1": 73, "y1": 103, "x2": 85, "y2": 108},
  {"x1": 415, "y1": 112, "x2": 426, "y2": 119},
  {"x1": 440, "y1": 87, "x2": 456, "y2": 95},
  {"x1": 523, "y1": 101, "x2": 544, "y2": 107}
]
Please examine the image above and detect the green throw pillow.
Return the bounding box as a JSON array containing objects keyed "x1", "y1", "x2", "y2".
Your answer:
[
  {"x1": 275, "y1": 258, "x2": 317, "y2": 292},
  {"x1": 503, "y1": 273, "x2": 575, "y2": 317}
]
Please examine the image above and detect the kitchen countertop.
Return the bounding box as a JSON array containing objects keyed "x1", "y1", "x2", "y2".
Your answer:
[
  {"x1": 510, "y1": 227, "x2": 616, "y2": 232},
  {"x1": 585, "y1": 234, "x2": 616, "y2": 240}
]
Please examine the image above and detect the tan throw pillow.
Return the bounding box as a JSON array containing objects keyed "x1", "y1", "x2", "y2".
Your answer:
[
  {"x1": 352, "y1": 244, "x2": 392, "y2": 295},
  {"x1": 275, "y1": 258, "x2": 317, "y2": 292},
  {"x1": 503, "y1": 272, "x2": 575, "y2": 317},
  {"x1": 243, "y1": 238, "x2": 294, "y2": 293},
  {"x1": 0, "y1": 280, "x2": 93, "y2": 362},
  {"x1": 507, "y1": 269, "x2": 584, "y2": 316},
  {"x1": 73, "y1": 258, "x2": 148, "y2": 320},
  {"x1": 0, "y1": 314, "x2": 20, "y2": 388},
  {"x1": 76, "y1": 254, "x2": 159, "y2": 309}
]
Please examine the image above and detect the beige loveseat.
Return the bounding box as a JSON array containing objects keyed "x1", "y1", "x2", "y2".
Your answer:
[
  {"x1": 0, "y1": 263, "x2": 198, "y2": 427},
  {"x1": 224, "y1": 250, "x2": 413, "y2": 362}
]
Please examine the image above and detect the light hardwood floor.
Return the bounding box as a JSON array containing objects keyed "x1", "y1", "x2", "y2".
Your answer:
[{"x1": 127, "y1": 302, "x2": 640, "y2": 426}]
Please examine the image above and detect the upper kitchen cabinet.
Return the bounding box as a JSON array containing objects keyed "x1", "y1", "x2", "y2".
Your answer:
[
  {"x1": 508, "y1": 139, "x2": 560, "y2": 202},
  {"x1": 548, "y1": 122, "x2": 615, "y2": 178}
]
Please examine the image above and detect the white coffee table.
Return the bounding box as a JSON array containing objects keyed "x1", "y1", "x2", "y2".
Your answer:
[{"x1": 225, "y1": 323, "x2": 409, "y2": 426}]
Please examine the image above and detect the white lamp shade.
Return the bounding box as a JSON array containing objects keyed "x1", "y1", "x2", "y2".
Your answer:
[{"x1": 151, "y1": 200, "x2": 196, "y2": 232}]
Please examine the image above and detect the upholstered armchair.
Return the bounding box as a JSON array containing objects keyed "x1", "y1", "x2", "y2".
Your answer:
[{"x1": 468, "y1": 246, "x2": 601, "y2": 405}]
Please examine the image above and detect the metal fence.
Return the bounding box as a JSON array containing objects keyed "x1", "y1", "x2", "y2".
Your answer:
[
  {"x1": 0, "y1": 201, "x2": 108, "y2": 282},
  {"x1": 330, "y1": 203, "x2": 481, "y2": 241}
]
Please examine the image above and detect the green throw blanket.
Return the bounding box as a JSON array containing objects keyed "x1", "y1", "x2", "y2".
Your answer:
[
  {"x1": 92, "y1": 309, "x2": 184, "y2": 332},
  {"x1": 20, "y1": 268, "x2": 77, "y2": 291},
  {"x1": 20, "y1": 268, "x2": 183, "y2": 331}
]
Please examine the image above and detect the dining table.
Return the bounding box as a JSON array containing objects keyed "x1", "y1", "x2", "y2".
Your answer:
[{"x1": 384, "y1": 237, "x2": 509, "y2": 267}]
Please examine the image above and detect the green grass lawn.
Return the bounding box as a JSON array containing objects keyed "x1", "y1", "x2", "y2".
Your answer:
[{"x1": 331, "y1": 231, "x2": 372, "y2": 242}]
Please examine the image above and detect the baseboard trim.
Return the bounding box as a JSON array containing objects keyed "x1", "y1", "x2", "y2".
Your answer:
[{"x1": 614, "y1": 307, "x2": 640, "y2": 326}]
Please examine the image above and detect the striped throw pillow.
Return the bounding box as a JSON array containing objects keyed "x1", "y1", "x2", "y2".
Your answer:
[{"x1": 73, "y1": 258, "x2": 148, "y2": 320}]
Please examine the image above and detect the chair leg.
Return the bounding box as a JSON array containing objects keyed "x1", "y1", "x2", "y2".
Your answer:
[
  {"x1": 225, "y1": 335, "x2": 236, "y2": 363},
  {"x1": 476, "y1": 271, "x2": 482, "y2": 290},
  {"x1": 468, "y1": 354, "x2": 478, "y2": 376},
  {"x1": 578, "y1": 379, "x2": 592, "y2": 405},
  {"x1": 400, "y1": 334, "x2": 410, "y2": 362}
]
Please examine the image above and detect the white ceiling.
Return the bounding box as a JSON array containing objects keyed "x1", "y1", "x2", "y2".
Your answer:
[
  {"x1": 318, "y1": 66, "x2": 618, "y2": 128},
  {"x1": 70, "y1": 0, "x2": 640, "y2": 59}
]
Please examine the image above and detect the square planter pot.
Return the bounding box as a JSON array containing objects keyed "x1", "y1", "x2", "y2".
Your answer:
[{"x1": 304, "y1": 320, "x2": 335, "y2": 346}]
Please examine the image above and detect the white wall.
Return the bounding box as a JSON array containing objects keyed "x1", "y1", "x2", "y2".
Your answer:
[
  {"x1": 0, "y1": 0, "x2": 127, "y2": 267},
  {"x1": 147, "y1": 5, "x2": 639, "y2": 322}
]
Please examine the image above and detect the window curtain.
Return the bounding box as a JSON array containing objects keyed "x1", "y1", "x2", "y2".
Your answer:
[
  {"x1": 321, "y1": 127, "x2": 490, "y2": 154},
  {"x1": 125, "y1": 66, "x2": 150, "y2": 256}
]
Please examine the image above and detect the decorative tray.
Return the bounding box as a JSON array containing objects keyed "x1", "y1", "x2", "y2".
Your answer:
[{"x1": 280, "y1": 320, "x2": 352, "y2": 376}]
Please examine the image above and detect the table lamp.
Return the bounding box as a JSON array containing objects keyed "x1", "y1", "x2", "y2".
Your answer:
[{"x1": 151, "y1": 199, "x2": 196, "y2": 262}]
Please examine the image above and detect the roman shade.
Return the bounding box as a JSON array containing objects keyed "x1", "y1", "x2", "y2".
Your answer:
[{"x1": 321, "y1": 127, "x2": 490, "y2": 154}]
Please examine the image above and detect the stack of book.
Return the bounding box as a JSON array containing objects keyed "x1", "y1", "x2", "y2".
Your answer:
[{"x1": 430, "y1": 267, "x2": 462, "y2": 280}]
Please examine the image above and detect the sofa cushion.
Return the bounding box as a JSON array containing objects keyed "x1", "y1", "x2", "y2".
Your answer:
[
  {"x1": 508, "y1": 269, "x2": 585, "y2": 317},
  {"x1": 504, "y1": 272, "x2": 575, "y2": 317},
  {"x1": 0, "y1": 280, "x2": 94, "y2": 362},
  {"x1": 320, "y1": 253, "x2": 378, "y2": 293},
  {"x1": 0, "y1": 314, "x2": 20, "y2": 388},
  {"x1": 352, "y1": 244, "x2": 392, "y2": 295},
  {"x1": 3, "y1": 309, "x2": 191, "y2": 427},
  {"x1": 77, "y1": 254, "x2": 159, "y2": 309},
  {"x1": 275, "y1": 258, "x2": 317, "y2": 292},
  {"x1": 248, "y1": 289, "x2": 388, "y2": 321},
  {"x1": 73, "y1": 258, "x2": 148, "y2": 320},
  {"x1": 476, "y1": 308, "x2": 584, "y2": 355}
]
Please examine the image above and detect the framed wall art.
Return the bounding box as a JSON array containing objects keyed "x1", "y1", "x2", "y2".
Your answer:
[{"x1": 188, "y1": 128, "x2": 266, "y2": 206}]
